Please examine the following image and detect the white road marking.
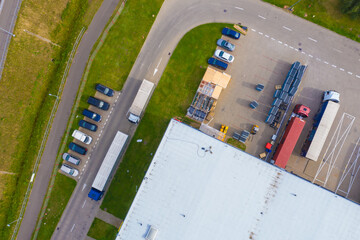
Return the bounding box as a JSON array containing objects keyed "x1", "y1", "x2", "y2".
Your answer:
[
  {"x1": 258, "y1": 32, "x2": 263, "y2": 35},
  {"x1": 294, "y1": 48, "x2": 299, "y2": 52},
  {"x1": 158, "y1": 40, "x2": 163, "y2": 48},
  {"x1": 157, "y1": 58, "x2": 162, "y2": 68},
  {"x1": 289, "y1": 46, "x2": 294, "y2": 49},
  {"x1": 324, "y1": 61, "x2": 329, "y2": 64},
  {"x1": 265, "y1": 34, "x2": 269, "y2": 38},
  {"x1": 348, "y1": 71, "x2": 353, "y2": 75},
  {"x1": 282, "y1": 26, "x2": 292, "y2": 31},
  {"x1": 251, "y1": 28, "x2": 256, "y2": 32},
  {"x1": 284, "y1": 43, "x2": 288, "y2": 47},
  {"x1": 270, "y1": 37, "x2": 275, "y2": 41},
  {"x1": 278, "y1": 40, "x2": 282, "y2": 44},
  {"x1": 333, "y1": 48, "x2": 342, "y2": 53},
  {"x1": 258, "y1": 15, "x2": 266, "y2": 20},
  {"x1": 301, "y1": 51, "x2": 306, "y2": 54},
  {"x1": 153, "y1": 68, "x2": 158, "y2": 76},
  {"x1": 82, "y1": 184, "x2": 87, "y2": 191},
  {"x1": 339, "y1": 68, "x2": 345, "y2": 71},
  {"x1": 82, "y1": 200, "x2": 87, "y2": 208},
  {"x1": 308, "y1": 37, "x2": 317, "y2": 42},
  {"x1": 71, "y1": 224, "x2": 75, "y2": 232},
  {"x1": 235, "y1": 7, "x2": 244, "y2": 10},
  {"x1": 356, "y1": 75, "x2": 360, "y2": 79},
  {"x1": 331, "y1": 64, "x2": 337, "y2": 68},
  {"x1": 316, "y1": 58, "x2": 321, "y2": 61}
]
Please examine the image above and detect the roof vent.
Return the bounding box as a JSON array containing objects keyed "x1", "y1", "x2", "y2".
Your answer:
[{"x1": 145, "y1": 226, "x2": 158, "y2": 240}]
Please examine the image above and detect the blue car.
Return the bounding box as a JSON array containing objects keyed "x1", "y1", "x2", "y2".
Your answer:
[
  {"x1": 79, "y1": 120, "x2": 97, "y2": 132},
  {"x1": 95, "y1": 84, "x2": 114, "y2": 97},
  {"x1": 69, "y1": 142, "x2": 87, "y2": 155},
  {"x1": 208, "y1": 57, "x2": 228, "y2": 70},
  {"x1": 222, "y1": 27, "x2": 240, "y2": 39},
  {"x1": 87, "y1": 96, "x2": 109, "y2": 111},
  {"x1": 82, "y1": 109, "x2": 101, "y2": 122},
  {"x1": 216, "y1": 39, "x2": 235, "y2": 51}
]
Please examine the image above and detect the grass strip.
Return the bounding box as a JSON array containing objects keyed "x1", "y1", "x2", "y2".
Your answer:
[
  {"x1": 87, "y1": 218, "x2": 118, "y2": 240},
  {"x1": 227, "y1": 138, "x2": 247, "y2": 151},
  {"x1": 101, "y1": 23, "x2": 233, "y2": 219},
  {"x1": 263, "y1": 0, "x2": 360, "y2": 42}
]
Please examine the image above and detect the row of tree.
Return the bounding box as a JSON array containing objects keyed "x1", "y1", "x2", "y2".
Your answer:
[{"x1": 341, "y1": 0, "x2": 360, "y2": 19}]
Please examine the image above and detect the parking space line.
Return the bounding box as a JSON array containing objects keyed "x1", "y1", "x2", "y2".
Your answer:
[
  {"x1": 82, "y1": 184, "x2": 86, "y2": 191},
  {"x1": 258, "y1": 15, "x2": 266, "y2": 20},
  {"x1": 308, "y1": 54, "x2": 313, "y2": 58},
  {"x1": 348, "y1": 71, "x2": 353, "y2": 75},
  {"x1": 301, "y1": 51, "x2": 306, "y2": 54},
  {"x1": 235, "y1": 7, "x2": 244, "y2": 10},
  {"x1": 333, "y1": 48, "x2": 342, "y2": 53},
  {"x1": 258, "y1": 32, "x2": 263, "y2": 35},
  {"x1": 265, "y1": 34, "x2": 269, "y2": 38},
  {"x1": 331, "y1": 64, "x2": 337, "y2": 68},
  {"x1": 251, "y1": 28, "x2": 256, "y2": 32},
  {"x1": 284, "y1": 43, "x2": 288, "y2": 47},
  {"x1": 356, "y1": 75, "x2": 360, "y2": 79},
  {"x1": 339, "y1": 68, "x2": 345, "y2": 71},
  {"x1": 289, "y1": 46, "x2": 294, "y2": 49},
  {"x1": 316, "y1": 58, "x2": 321, "y2": 61},
  {"x1": 71, "y1": 224, "x2": 75, "y2": 232},
  {"x1": 324, "y1": 61, "x2": 329, "y2": 64},
  {"x1": 294, "y1": 49, "x2": 299, "y2": 52},
  {"x1": 277, "y1": 40, "x2": 282, "y2": 44},
  {"x1": 282, "y1": 26, "x2": 292, "y2": 31},
  {"x1": 308, "y1": 37, "x2": 317, "y2": 42},
  {"x1": 82, "y1": 200, "x2": 87, "y2": 208}
]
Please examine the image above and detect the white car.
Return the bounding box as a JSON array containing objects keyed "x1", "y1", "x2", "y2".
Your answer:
[
  {"x1": 72, "y1": 130, "x2": 92, "y2": 144},
  {"x1": 214, "y1": 50, "x2": 234, "y2": 63},
  {"x1": 60, "y1": 164, "x2": 79, "y2": 177}
]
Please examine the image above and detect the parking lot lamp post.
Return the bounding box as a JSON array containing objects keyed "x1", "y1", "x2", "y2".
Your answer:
[
  {"x1": 289, "y1": 0, "x2": 303, "y2": 10},
  {"x1": 7, "y1": 217, "x2": 21, "y2": 227},
  {"x1": 0, "y1": 27, "x2": 15, "y2": 37},
  {"x1": 49, "y1": 93, "x2": 59, "y2": 99}
]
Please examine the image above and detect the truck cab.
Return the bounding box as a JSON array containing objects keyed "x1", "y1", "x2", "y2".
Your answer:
[
  {"x1": 293, "y1": 104, "x2": 311, "y2": 118},
  {"x1": 323, "y1": 90, "x2": 340, "y2": 103}
]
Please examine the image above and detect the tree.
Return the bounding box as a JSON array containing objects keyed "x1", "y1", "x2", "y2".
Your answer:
[{"x1": 342, "y1": 0, "x2": 360, "y2": 19}]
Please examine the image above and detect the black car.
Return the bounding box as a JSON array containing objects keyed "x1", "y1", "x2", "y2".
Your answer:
[
  {"x1": 82, "y1": 109, "x2": 101, "y2": 122},
  {"x1": 87, "y1": 96, "x2": 109, "y2": 111},
  {"x1": 96, "y1": 84, "x2": 114, "y2": 97},
  {"x1": 69, "y1": 142, "x2": 87, "y2": 155},
  {"x1": 79, "y1": 120, "x2": 97, "y2": 132}
]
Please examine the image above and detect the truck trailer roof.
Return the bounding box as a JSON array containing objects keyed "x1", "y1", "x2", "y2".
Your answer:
[{"x1": 129, "y1": 80, "x2": 155, "y2": 116}]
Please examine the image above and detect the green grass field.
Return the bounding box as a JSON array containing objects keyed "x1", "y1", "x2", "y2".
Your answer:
[
  {"x1": 87, "y1": 218, "x2": 118, "y2": 240},
  {"x1": 227, "y1": 138, "x2": 247, "y2": 151},
  {"x1": 0, "y1": 0, "x2": 103, "y2": 239},
  {"x1": 35, "y1": 174, "x2": 76, "y2": 239},
  {"x1": 101, "y1": 23, "x2": 233, "y2": 219},
  {"x1": 263, "y1": 0, "x2": 360, "y2": 42}
]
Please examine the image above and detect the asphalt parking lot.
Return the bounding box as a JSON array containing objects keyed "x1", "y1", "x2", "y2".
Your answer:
[
  {"x1": 60, "y1": 91, "x2": 121, "y2": 180},
  {"x1": 209, "y1": 28, "x2": 360, "y2": 202}
]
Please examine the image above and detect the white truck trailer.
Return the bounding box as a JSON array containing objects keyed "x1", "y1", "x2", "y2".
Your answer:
[
  {"x1": 88, "y1": 131, "x2": 128, "y2": 201},
  {"x1": 128, "y1": 79, "x2": 155, "y2": 124},
  {"x1": 301, "y1": 90, "x2": 340, "y2": 161}
]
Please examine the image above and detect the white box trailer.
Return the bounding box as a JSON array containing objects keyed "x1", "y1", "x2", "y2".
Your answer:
[
  {"x1": 88, "y1": 131, "x2": 128, "y2": 201},
  {"x1": 128, "y1": 79, "x2": 155, "y2": 124}
]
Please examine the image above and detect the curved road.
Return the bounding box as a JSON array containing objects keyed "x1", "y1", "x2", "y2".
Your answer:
[
  {"x1": 17, "y1": 0, "x2": 360, "y2": 239},
  {"x1": 53, "y1": 0, "x2": 360, "y2": 239}
]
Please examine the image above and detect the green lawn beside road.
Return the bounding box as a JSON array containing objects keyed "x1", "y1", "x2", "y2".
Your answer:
[
  {"x1": 101, "y1": 23, "x2": 233, "y2": 219},
  {"x1": 87, "y1": 218, "x2": 118, "y2": 240},
  {"x1": 0, "y1": 0, "x2": 103, "y2": 239},
  {"x1": 264, "y1": 0, "x2": 360, "y2": 42}
]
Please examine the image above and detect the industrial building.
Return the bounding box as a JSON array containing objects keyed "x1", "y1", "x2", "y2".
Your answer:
[{"x1": 115, "y1": 119, "x2": 360, "y2": 240}]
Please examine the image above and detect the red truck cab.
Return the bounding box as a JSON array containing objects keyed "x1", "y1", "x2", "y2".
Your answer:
[{"x1": 293, "y1": 104, "x2": 311, "y2": 118}]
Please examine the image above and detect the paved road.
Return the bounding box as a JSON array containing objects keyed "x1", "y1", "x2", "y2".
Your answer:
[
  {"x1": 0, "y1": 0, "x2": 22, "y2": 79},
  {"x1": 52, "y1": 0, "x2": 360, "y2": 239},
  {"x1": 16, "y1": 0, "x2": 120, "y2": 239}
]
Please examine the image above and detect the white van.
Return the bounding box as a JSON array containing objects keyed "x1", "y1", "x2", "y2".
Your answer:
[
  {"x1": 72, "y1": 130, "x2": 92, "y2": 144},
  {"x1": 60, "y1": 164, "x2": 79, "y2": 177}
]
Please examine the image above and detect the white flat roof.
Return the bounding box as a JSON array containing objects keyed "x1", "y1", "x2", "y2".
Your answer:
[{"x1": 116, "y1": 119, "x2": 360, "y2": 240}]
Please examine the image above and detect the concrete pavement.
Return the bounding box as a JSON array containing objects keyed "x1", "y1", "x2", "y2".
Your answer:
[
  {"x1": 16, "y1": 0, "x2": 120, "y2": 239},
  {"x1": 95, "y1": 209, "x2": 122, "y2": 228}
]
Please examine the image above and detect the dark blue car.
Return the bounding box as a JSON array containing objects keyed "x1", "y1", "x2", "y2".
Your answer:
[
  {"x1": 69, "y1": 142, "x2": 87, "y2": 155},
  {"x1": 87, "y1": 96, "x2": 109, "y2": 111},
  {"x1": 95, "y1": 84, "x2": 114, "y2": 97},
  {"x1": 82, "y1": 109, "x2": 101, "y2": 122},
  {"x1": 79, "y1": 120, "x2": 97, "y2": 132},
  {"x1": 222, "y1": 27, "x2": 240, "y2": 39},
  {"x1": 208, "y1": 57, "x2": 228, "y2": 70}
]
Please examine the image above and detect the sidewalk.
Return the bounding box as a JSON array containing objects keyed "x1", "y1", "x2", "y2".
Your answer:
[{"x1": 96, "y1": 209, "x2": 123, "y2": 228}]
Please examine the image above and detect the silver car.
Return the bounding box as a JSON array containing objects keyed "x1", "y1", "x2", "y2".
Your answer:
[
  {"x1": 214, "y1": 50, "x2": 234, "y2": 63},
  {"x1": 216, "y1": 39, "x2": 235, "y2": 51}
]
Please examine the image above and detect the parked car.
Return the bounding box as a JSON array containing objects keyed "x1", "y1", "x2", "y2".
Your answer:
[
  {"x1": 222, "y1": 27, "x2": 240, "y2": 39},
  {"x1": 82, "y1": 109, "x2": 101, "y2": 122},
  {"x1": 216, "y1": 39, "x2": 235, "y2": 51},
  {"x1": 60, "y1": 164, "x2": 79, "y2": 177},
  {"x1": 207, "y1": 57, "x2": 228, "y2": 70},
  {"x1": 96, "y1": 83, "x2": 114, "y2": 97},
  {"x1": 62, "y1": 153, "x2": 81, "y2": 165},
  {"x1": 79, "y1": 120, "x2": 97, "y2": 132},
  {"x1": 69, "y1": 142, "x2": 87, "y2": 155},
  {"x1": 87, "y1": 96, "x2": 109, "y2": 111},
  {"x1": 214, "y1": 50, "x2": 234, "y2": 63},
  {"x1": 72, "y1": 129, "x2": 92, "y2": 144}
]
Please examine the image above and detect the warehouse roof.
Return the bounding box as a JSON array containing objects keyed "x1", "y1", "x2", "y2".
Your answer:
[{"x1": 115, "y1": 119, "x2": 360, "y2": 240}]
